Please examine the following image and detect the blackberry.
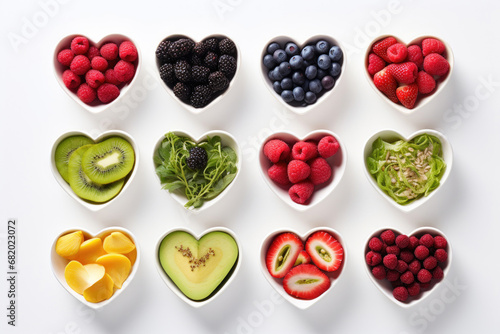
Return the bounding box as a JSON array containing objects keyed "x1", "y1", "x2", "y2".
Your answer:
[
  {"x1": 190, "y1": 85, "x2": 212, "y2": 108},
  {"x1": 190, "y1": 53, "x2": 202, "y2": 66},
  {"x1": 156, "y1": 40, "x2": 172, "y2": 64},
  {"x1": 218, "y1": 55, "x2": 237, "y2": 79},
  {"x1": 193, "y1": 42, "x2": 207, "y2": 57},
  {"x1": 173, "y1": 82, "x2": 191, "y2": 101},
  {"x1": 168, "y1": 38, "x2": 195, "y2": 59},
  {"x1": 208, "y1": 71, "x2": 229, "y2": 92},
  {"x1": 159, "y1": 63, "x2": 176, "y2": 86},
  {"x1": 174, "y1": 60, "x2": 191, "y2": 83},
  {"x1": 191, "y1": 66, "x2": 210, "y2": 83},
  {"x1": 186, "y1": 147, "x2": 208, "y2": 170},
  {"x1": 204, "y1": 52, "x2": 218, "y2": 71},
  {"x1": 219, "y1": 38, "x2": 236, "y2": 56},
  {"x1": 203, "y1": 37, "x2": 219, "y2": 52}
]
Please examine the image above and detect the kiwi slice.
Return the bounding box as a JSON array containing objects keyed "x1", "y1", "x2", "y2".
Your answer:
[
  {"x1": 68, "y1": 145, "x2": 125, "y2": 203},
  {"x1": 54, "y1": 135, "x2": 94, "y2": 183},
  {"x1": 81, "y1": 137, "x2": 135, "y2": 184}
]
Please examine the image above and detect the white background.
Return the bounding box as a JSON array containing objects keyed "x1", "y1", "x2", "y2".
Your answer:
[{"x1": 1, "y1": 0, "x2": 499, "y2": 333}]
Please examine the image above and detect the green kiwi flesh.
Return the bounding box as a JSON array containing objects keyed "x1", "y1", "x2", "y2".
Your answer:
[
  {"x1": 81, "y1": 137, "x2": 135, "y2": 184},
  {"x1": 68, "y1": 145, "x2": 125, "y2": 203},
  {"x1": 54, "y1": 135, "x2": 94, "y2": 183}
]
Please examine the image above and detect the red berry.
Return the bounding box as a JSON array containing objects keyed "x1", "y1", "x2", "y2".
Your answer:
[
  {"x1": 292, "y1": 141, "x2": 318, "y2": 161},
  {"x1": 393, "y1": 286, "x2": 409, "y2": 302},
  {"x1": 434, "y1": 249, "x2": 448, "y2": 263},
  {"x1": 287, "y1": 160, "x2": 310, "y2": 183},
  {"x1": 91, "y1": 56, "x2": 108, "y2": 72},
  {"x1": 396, "y1": 260, "x2": 408, "y2": 273},
  {"x1": 387, "y1": 43, "x2": 408, "y2": 63},
  {"x1": 267, "y1": 162, "x2": 290, "y2": 186},
  {"x1": 62, "y1": 70, "x2": 81, "y2": 89},
  {"x1": 383, "y1": 254, "x2": 398, "y2": 270},
  {"x1": 114, "y1": 60, "x2": 135, "y2": 82},
  {"x1": 380, "y1": 230, "x2": 396, "y2": 245},
  {"x1": 400, "y1": 250, "x2": 414, "y2": 263},
  {"x1": 386, "y1": 270, "x2": 400, "y2": 282},
  {"x1": 87, "y1": 46, "x2": 100, "y2": 60},
  {"x1": 407, "y1": 45, "x2": 424, "y2": 69},
  {"x1": 85, "y1": 69, "x2": 105, "y2": 89},
  {"x1": 423, "y1": 53, "x2": 450, "y2": 76},
  {"x1": 367, "y1": 53, "x2": 386, "y2": 76},
  {"x1": 317, "y1": 135, "x2": 339, "y2": 158},
  {"x1": 366, "y1": 251, "x2": 382, "y2": 266},
  {"x1": 119, "y1": 40, "x2": 138, "y2": 62},
  {"x1": 104, "y1": 69, "x2": 121, "y2": 86},
  {"x1": 372, "y1": 36, "x2": 397, "y2": 63},
  {"x1": 288, "y1": 181, "x2": 314, "y2": 204},
  {"x1": 434, "y1": 236, "x2": 447, "y2": 249},
  {"x1": 309, "y1": 157, "x2": 332, "y2": 185},
  {"x1": 372, "y1": 265, "x2": 386, "y2": 280},
  {"x1": 388, "y1": 62, "x2": 418, "y2": 84},
  {"x1": 100, "y1": 42, "x2": 119, "y2": 60},
  {"x1": 419, "y1": 234, "x2": 434, "y2": 248},
  {"x1": 97, "y1": 83, "x2": 120, "y2": 104},
  {"x1": 422, "y1": 38, "x2": 446, "y2": 57},
  {"x1": 400, "y1": 271, "x2": 414, "y2": 285},
  {"x1": 386, "y1": 245, "x2": 400, "y2": 256},
  {"x1": 395, "y1": 234, "x2": 410, "y2": 249},
  {"x1": 433, "y1": 266, "x2": 444, "y2": 280},
  {"x1": 416, "y1": 70, "x2": 436, "y2": 94},
  {"x1": 423, "y1": 256, "x2": 438, "y2": 270},
  {"x1": 70, "y1": 36, "x2": 90, "y2": 55},
  {"x1": 417, "y1": 269, "x2": 432, "y2": 283},
  {"x1": 407, "y1": 282, "x2": 420, "y2": 296},
  {"x1": 408, "y1": 260, "x2": 421, "y2": 275},
  {"x1": 369, "y1": 237, "x2": 384, "y2": 252},
  {"x1": 57, "y1": 49, "x2": 74, "y2": 67},
  {"x1": 414, "y1": 245, "x2": 430, "y2": 260},
  {"x1": 70, "y1": 55, "x2": 91, "y2": 76},
  {"x1": 409, "y1": 236, "x2": 420, "y2": 250},
  {"x1": 263, "y1": 139, "x2": 290, "y2": 163},
  {"x1": 77, "y1": 83, "x2": 96, "y2": 104},
  {"x1": 396, "y1": 83, "x2": 419, "y2": 109},
  {"x1": 373, "y1": 68, "x2": 398, "y2": 104}
]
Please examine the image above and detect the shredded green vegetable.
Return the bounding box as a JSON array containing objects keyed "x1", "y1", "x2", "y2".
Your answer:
[{"x1": 366, "y1": 134, "x2": 446, "y2": 205}]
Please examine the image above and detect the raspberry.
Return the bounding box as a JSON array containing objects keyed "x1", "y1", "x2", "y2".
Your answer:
[
  {"x1": 419, "y1": 234, "x2": 434, "y2": 248},
  {"x1": 423, "y1": 256, "x2": 437, "y2": 270},
  {"x1": 317, "y1": 135, "x2": 340, "y2": 158},
  {"x1": 100, "y1": 43, "x2": 119, "y2": 60},
  {"x1": 70, "y1": 55, "x2": 91, "y2": 76},
  {"x1": 85, "y1": 69, "x2": 105, "y2": 89},
  {"x1": 366, "y1": 251, "x2": 382, "y2": 266},
  {"x1": 292, "y1": 141, "x2": 318, "y2": 161},
  {"x1": 77, "y1": 83, "x2": 96, "y2": 104},
  {"x1": 434, "y1": 249, "x2": 448, "y2": 263},
  {"x1": 71, "y1": 36, "x2": 90, "y2": 55},
  {"x1": 104, "y1": 69, "x2": 121, "y2": 86},
  {"x1": 119, "y1": 40, "x2": 138, "y2": 62},
  {"x1": 416, "y1": 71, "x2": 436, "y2": 94},
  {"x1": 407, "y1": 45, "x2": 424, "y2": 69},
  {"x1": 395, "y1": 235, "x2": 410, "y2": 249},
  {"x1": 372, "y1": 265, "x2": 386, "y2": 280},
  {"x1": 387, "y1": 43, "x2": 408, "y2": 63},
  {"x1": 400, "y1": 271, "x2": 414, "y2": 285},
  {"x1": 287, "y1": 160, "x2": 310, "y2": 183},
  {"x1": 263, "y1": 139, "x2": 290, "y2": 163},
  {"x1": 423, "y1": 53, "x2": 450, "y2": 76},
  {"x1": 414, "y1": 245, "x2": 429, "y2": 260},
  {"x1": 383, "y1": 254, "x2": 398, "y2": 270},
  {"x1": 91, "y1": 56, "x2": 108, "y2": 72},
  {"x1": 62, "y1": 70, "x2": 81, "y2": 89},
  {"x1": 422, "y1": 38, "x2": 446, "y2": 57},
  {"x1": 409, "y1": 236, "x2": 419, "y2": 250},
  {"x1": 57, "y1": 49, "x2": 74, "y2": 67},
  {"x1": 372, "y1": 36, "x2": 397, "y2": 62},
  {"x1": 114, "y1": 60, "x2": 135, "y2": 82},
  {"x1": 408, "y1": 260, "x2": 421, "y2": 275},
  {"x1": 387, "y1": 62, "x2": 418, "y2": 84},
  {"x1": 420, "y1": 282, "x2": 431, "y2": 290},
  {"x1": 434, "y1": 236, "x2": 447, "y2": 249},
  {"x1": 386, "y1": 245, "x2": 400, "y2": 256},
  {"x1": 288, "y1": 181, "x2": 314, "y2": 204},
  {"x1": 368, "y1": 237, "x2": 384, "y2": 252},
  {"x1": 400, "y1": 250, "x2": 414, "y2": 263},
  {"x1": 432, "y1": 266, "x2": 444, "y2": 280},
  {"x1": 97, "y1": 83, "x2": 120, "y2": 103},
  {"x1": 87, "y1": 46, "x2": 100, "y2": 60},
  {"x1": 386, "y1": 270, "x2": 400, "y2": 282},
  {"x1": 417, "y1": 269, "x2": 432, "y2": 283},
  {"x1": 367, "y1": 53, "x2": 386, "y2": 76},
  {"x1": 380, "y1": 230, "x2": 396, "y2": 245},
  {"x1": 396, "y1": 260, "x2": 408, "y2": 273},
  {"x1": 268, "y1": 162, "x2": 290, "y2": 186},
  {"x1": 309, "y1": 157, "x2": 331, "y2": 185},
  {"x1": 407, "y1": 282, "x2": 420, "y2": 296}
]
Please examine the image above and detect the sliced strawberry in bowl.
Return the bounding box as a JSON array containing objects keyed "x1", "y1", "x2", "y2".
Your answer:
[
  {"x1": 265, "y1": 232, "x2": 303, "y2": 278},
  {"x1": 305, "y1": 231, "x2": 344, "y2": 272},
  {"x1": 294, "y1": 250, "x2": 311, "y2": 266},
  {"x1": 283, "y1": 264, "x2": 331, "y2": 300}
]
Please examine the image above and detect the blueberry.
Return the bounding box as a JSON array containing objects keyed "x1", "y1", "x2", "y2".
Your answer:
[
  {"x1": 280, "y1": 77, "x2": 293, "y2": 90},
  {"x1": 315, "y1": 40, "x2": 330, "y2": 54},
  {"x1": 289, "y1": 55, "x2": 304, "y2": 70},
  {"x1": 317, "y1": 54, "x2": 331, "y2": 70},
  {"x1": 273, "y1": 81, "x2": 283, "y2": 94},
  {"x1": 316, "y1": 68, "x2": 327, "y2": 80},
  {"x1": 279, "y1": 62, "x2": 292, "y2": 76},
  {"x1": 302, "y1": 79, "x2": 310, "y2": 91},
  {"x1": 285, "y1": 42, "x2": 299, "y2": 56},
  {"x1": 281, "y1": 90, "x2": 294, "y2": 103},
  {"x1": 273, "y1": 49, "x2": 288, "y2": 64},
  {"x1": 263, "y1": 54, "x2": 277, "y2": 69},
  {"x1": 292, "y1": 71, "x2": 306, "y2": 85},
  {"x1": 304, "y1": 91, "x2": 317, "y2": 104},
  {"x1": 329, "y1": 62, "x2": 341, "y2": 77},
  {"x1": 305, "y1": 65, "x2": 317, "y2": 80},
  {"x1": 328, "y1": 45, "x2": 343, "y2": 62},
  {"x1": 293, "y1": 86, "x2": 305, "y2": 101},
  {"x1": 301, "y1": 45, "x2": 315, "y2": 60},
  {"x1": 267, "y1": 42, "x2": 280, "y2": 54},
  {"x1": 309, "y1": 79, "x2": 322, "y2": 94},
  {"x1": 303, "y1": 59, "x2": 316, "y2": 67},
  {"x1": 272, "y1": 67, "x2": 284, "y2": 81},
  {"x1": 268, "y1": 70, "x2": 275, "y2": 81},
  {"x1": 321, "y1": 76, "x2": 335, "y2": 90}
]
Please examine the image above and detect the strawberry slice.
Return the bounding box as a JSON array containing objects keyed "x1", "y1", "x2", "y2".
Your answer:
[
  {"x1": 294, "y1": 250, "x2": 311, "y2": 266},
  {"x1": 283, "y1": 264, "x2": 331, "y2": 300},
  {"x1": 305, "y1": 231, "x2": 344, "y2": 272},
  {"x1": 266, "y1": 233, "x2": 303, "y2": 278}
]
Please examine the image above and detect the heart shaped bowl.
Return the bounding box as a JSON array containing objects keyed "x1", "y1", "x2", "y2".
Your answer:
[
  {"x1": 260, "y1": 227, "x2": 347, "y2": 309},
  {"x1": 364, "y1": 35, "x2": 454, "y2": 114},
  {"x1": 152, "y1": 130, "x2": 241, "y2": 213},
  {"x1": 50, "y1": 130, "x2": 139, "y2": 212},
  {"x1": 259, "y1": 130, "x2": 347, "y2": 211},
  {"x1": 363, "y1": 129, "x2": 453, "y2": 212},
  {"x1": 51, "y1": 226, "x2": 140, "y2": 309},
  {"x1": 261, "y1": 35, "x2": 346, "y2": 115},
  {"x1": 155, "y1": 226, "x2": 241, "y2": 308},
  {"x1": 53, "y1": 33, "x2": 142, "y2": 114},
  {"x1": 364, "y1": 226, "x2": 452, "y2": 308},
  {"x1": 155, "y1": 34, "x2": 240, "y2": 115}
]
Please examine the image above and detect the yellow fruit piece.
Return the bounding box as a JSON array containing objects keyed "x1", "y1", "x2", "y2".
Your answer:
[
  {"x1": 83, "y1": 273, "x2": 114, "y2": 303},
  {"x1": 75, "y1": 238, "x2": 106, "y2": 265},
  {"x1": 96, "y1": 254, "x2": 131, "y2": 289},
  {"x1": 56, "y1": 231, "x2": 84, "y2": 259},
  {"x1": 103, "y1": 232, "x2": 135, "y2": 254},
  {"x1": 64, "y1": 261, "x2": 105, "y2": 295},
  {"x1": 125, "y1": 248, "x2": 137, "y2": 266}
]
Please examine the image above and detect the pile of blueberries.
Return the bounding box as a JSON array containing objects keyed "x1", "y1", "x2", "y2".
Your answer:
[{"x1": 263, "y1": 40, "x2": 343, "y2": 106}]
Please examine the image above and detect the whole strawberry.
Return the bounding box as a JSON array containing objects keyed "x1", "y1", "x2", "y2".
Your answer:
[
  {"x1": 374, "y1": 68, "x2": 398, "y2": 104},
  {"x1": 396, "y1": 83, "x2": 418, "y2": 109}
]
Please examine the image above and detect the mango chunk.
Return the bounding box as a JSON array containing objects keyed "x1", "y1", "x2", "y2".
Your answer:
[
  {"x1": 96, "y1": 254, "x2": 131, "y2": 289},
  {"x1": 64, "y1": 261, "x2": 105, "y2": 295},
  {"x1": 125, "y1": 248, "x2": 137, "y2": 266},
  {"x1": 75, "y1": 238, "x2": 106, "y2": 264},
  {"x1": 103, "y1": 232, "x2": 135, "y2": 254},
  {"x1": 56, "y1": 231, "x2": 84, "y2": 259},
  {"x1": 83, "y1": 273, "x2": 114, "y2": 303}
]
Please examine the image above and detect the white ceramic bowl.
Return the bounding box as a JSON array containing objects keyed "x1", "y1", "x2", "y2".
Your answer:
[
  {"x1": 261, "y1": 35, "x2": 346, "y2": 115},
  {"x1": 155, "y1": 34, "x2": 241, "y2": 114},
  {"x1": 50, "y1": 130, "x2": 139, "y2": 212},
  {"x1": 363, "y1": 129, "x2": 452, "y2": 212},
  {"x1": 364, "y1": 35, "x2": 454, "y2": 114},
  {"x1": 152, "y1": 130, "x2": 241, "y2": 213},
  {"x1": 364, "y1": 226, "x2": 452, "y2": 308},
  {"x1": 53, "y1": 34, "x2": 142, "y2": 114},
  {"x1": 155, "y1": 226, "x2": 241, "y2": 308},
  {"x1": 50, "y1": 226, "x2": 140, "y2": 309},
  {"x1": 259, "y1": 130, "x2": 347, "y2": 211},
  {"x1": 260, "y1": 227, "x2": 347, "y2": 309}
]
